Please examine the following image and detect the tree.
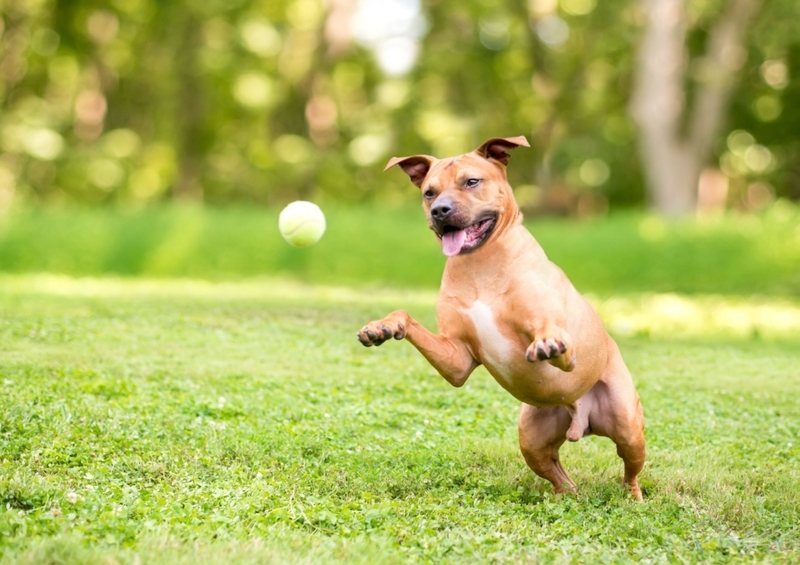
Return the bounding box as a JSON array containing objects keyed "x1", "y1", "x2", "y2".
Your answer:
[
  {"x1": 1, "y1": 0, "x2": 798, "y2": 211},
  {"x1": 630, "y1": 0, "x2": 762, "y2": 216}
]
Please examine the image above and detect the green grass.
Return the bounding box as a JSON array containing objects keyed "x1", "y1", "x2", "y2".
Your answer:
[
  {"x1": 1, "y1": 201, "x2": 799, "y2": 295},
  {"x1": 1, "y1": 275, "x2": 799, "y2": 564}
]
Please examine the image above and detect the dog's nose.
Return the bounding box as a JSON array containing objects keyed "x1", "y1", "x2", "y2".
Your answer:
[{"x1": 431, "y1": 198, "x2": 454, "y2": 221}]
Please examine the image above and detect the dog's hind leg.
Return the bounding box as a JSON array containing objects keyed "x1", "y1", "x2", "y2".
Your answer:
[
  {"x1": 588, "y1": 343, "x2": 646, "y2": 500},
  {"x1": 612, "y1": 406, "x2": 646, "y2": 501},
  {"x1": 518, "y1": 404, "x2": 576, "y2": 494},
  {"x1": 601, "y1": 388, "x2": 646, "y2": 501},
  {"x1": 594, "y1": 396, "x2": 645, "y2": 500}
]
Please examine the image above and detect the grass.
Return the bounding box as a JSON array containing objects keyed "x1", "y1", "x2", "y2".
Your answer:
[
  {"x1": 1, "y1": 274, "x2": 799, "y2": 564},
  {"x1": 1, "y1": 201, "x2": 799, "y2": 295}
]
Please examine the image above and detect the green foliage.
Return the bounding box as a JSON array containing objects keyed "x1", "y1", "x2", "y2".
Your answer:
[
  {"x1": 0, "y1": 0, "x2": 799, "y2": 209},
  {"x1": 1, "y1": 202, "x2": 799, "y2": 295},
  {"x1": 0, "y1": 276, "x2": 798, "y2": 563}
]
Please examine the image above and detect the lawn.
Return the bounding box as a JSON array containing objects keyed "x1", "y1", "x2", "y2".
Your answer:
[
  {"x1": 1, "y1": 273, "x2": 799, "y2": 564},
  {"x1": 1, "y1": 203, "x2": 799, "y2": 562}
]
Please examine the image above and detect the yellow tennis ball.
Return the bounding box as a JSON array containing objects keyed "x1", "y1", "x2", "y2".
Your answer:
[{"x1": 278, "y1": 201, "x2": 326, "y2": 247}]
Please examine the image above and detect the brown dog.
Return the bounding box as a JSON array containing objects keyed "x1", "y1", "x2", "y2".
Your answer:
[{"x1": 357, "y1": 136, "x2": 645, "y2": 499}]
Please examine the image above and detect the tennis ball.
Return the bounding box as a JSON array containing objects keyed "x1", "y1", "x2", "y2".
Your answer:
[{"x1": 278, "y1": 201, "x2": 326, "y2": 247}]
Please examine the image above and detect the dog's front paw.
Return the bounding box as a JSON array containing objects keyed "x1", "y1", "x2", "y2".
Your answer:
[
  {"x1": 526, "y1": 332, "x2": 576, "y2": 372},
  {"x1": 527, "y1": 338, "x2": 566, "y2": 362},
  {"x1": 357, "y1": 314, "x2": 407, "y2": 347}
]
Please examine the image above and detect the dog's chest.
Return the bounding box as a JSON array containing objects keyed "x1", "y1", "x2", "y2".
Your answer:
[{"x1": 463, "y1": 300, "x2": 518, "y2": 382}]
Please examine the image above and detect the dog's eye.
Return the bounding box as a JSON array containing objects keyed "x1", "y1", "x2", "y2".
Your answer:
[
  {"x1": 465, "y1": 178, "x2": 481, "y2": 188},
  {"x1": 423, "y1": 189, "x2": 435, "y2": 199}
]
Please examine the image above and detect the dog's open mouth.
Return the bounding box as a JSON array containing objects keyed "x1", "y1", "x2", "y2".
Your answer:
[{"x1": 438, "y1": 216, "x2": 496, "y2": 257}]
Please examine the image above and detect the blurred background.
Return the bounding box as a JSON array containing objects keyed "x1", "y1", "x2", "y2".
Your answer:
[{"x1": 0, "y1": 0, "x2": 798, "y2": 291}]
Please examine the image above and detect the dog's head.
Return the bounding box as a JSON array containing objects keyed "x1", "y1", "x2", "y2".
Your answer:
[{"x1": 385, "y1": 136, "x2": 529, "y2": 257}]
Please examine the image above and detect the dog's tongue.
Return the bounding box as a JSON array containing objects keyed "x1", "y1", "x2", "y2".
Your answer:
[{"x1": 441, "y1": 229, "x2": 467, "y2": 257}]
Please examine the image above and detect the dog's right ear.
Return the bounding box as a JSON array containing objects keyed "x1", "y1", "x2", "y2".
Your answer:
[
  {"x1": 474, "y1": 136, "x2": 530, "y2": 166},
  {"x1": 384, "y1": 155, "x2": 435, "y2": 188}
]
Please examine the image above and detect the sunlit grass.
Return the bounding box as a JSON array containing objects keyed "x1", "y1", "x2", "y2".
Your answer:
[
  {"x1": 4, "y1": 274, "x2": 798, "y2": 340},
  {"x1": 594, "y1": 293, "x2": 800, "y2": 340}
]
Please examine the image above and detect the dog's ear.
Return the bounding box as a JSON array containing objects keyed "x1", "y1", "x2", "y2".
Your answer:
[
  {"x1": 384, "y1": 155, "x2": 435, "y2": 188},
  {"x1": 474, "y1": 136, "x2": 530, "y2": 166}
]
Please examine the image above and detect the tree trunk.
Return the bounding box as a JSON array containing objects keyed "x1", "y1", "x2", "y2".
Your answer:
[
  {"x1": 630, "y1": 0, "x2": 761, "y2": 216},
  {"x1": 173, "y1": 8, "x2": 204, "y2": 202}
]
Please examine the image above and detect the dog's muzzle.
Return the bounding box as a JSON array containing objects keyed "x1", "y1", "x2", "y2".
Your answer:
[{"x1": 433, "y1": 212, "x2": 498, "y2": 257}]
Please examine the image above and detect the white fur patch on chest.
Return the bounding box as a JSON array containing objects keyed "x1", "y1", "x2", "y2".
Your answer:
[{"x1": 464, "y1": 300, "x2": 515, "y2": 382}]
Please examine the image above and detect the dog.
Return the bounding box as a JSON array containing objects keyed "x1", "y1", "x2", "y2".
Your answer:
[{"x1": 357, "y1": 136, "x2": 645, "y2": 499}]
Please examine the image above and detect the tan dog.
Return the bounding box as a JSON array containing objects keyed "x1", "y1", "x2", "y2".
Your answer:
[{"x1": 357, "y1": 136, "x2": 646, "y2": 499}]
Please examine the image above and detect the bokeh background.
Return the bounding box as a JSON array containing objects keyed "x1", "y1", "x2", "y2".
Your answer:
[
  {"x1": 0, "y1": 0, "x2": 798, "y2": 289},
  {"x1": 2, "y1": 5, "x2": 800, "y2": 563}
]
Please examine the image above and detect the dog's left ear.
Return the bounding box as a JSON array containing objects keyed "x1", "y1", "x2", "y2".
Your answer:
[{"x1": 475, "y1": 136, "x2": 530, "y2": 166}]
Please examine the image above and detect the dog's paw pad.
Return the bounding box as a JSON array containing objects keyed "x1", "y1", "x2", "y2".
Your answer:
[
  {"x1": 357, "y1": 320, "x2": 406, "y2": 347},
  {"x1": 526, "y1": 338, "x2": 564, "y2": 362}
]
